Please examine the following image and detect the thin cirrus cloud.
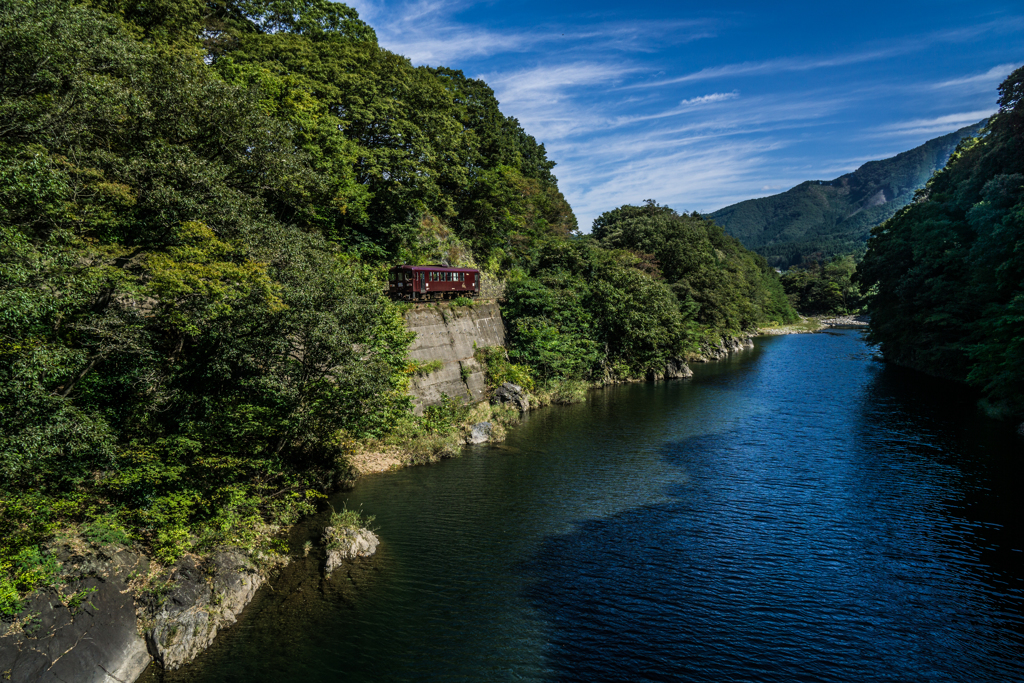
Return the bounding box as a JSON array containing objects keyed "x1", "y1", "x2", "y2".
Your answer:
[
  {"x1": 871, "y1": 109, "x2": 996, "y2": 138},
  {"x1": 347, "y1": 0, "x2": 716, "y2": 65},
  {"x1": 343, "y1": 1, "x2": 1021, "y2": 228},
  {"x1": 624, "y1": 50, "x2": 902, "y2": 89},
  {"x1": 933, "y1": 63, "x2": 1019, "y2": 90}
]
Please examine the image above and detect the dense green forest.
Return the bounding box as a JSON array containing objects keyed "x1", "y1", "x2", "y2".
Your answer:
[
  {"x1": 859, "y1": 66, "x2": 1024, "y2": 419},
  {"x1": 779, "y1": 255, "x2": 863, "y2": 316},
  {"x1": 712, "y1": 121, "x2": 986, "y2": 269},
  {"x1": 0, "y1": 0, "x2": 794, "y2": 612},
  {"x1": 503, "y1": 202, "x2": 796, "y2": 391}
]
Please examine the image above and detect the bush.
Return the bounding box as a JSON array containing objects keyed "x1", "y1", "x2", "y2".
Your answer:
[
  {"x1": 475, "y1": 346, "x2": 535, "y2": 391},
  {"x1": 328, "y1": 504, "x2": 375, "y2": 533}
]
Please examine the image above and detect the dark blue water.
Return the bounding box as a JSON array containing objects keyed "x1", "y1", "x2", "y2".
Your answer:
[{"x1": 149, "y1": 330, "x2": 1024, "y2": 682}]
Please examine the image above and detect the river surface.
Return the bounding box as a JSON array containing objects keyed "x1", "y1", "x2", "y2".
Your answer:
[{"x1": 150, "y1": 329, "x2": 1024, "y2": 682}]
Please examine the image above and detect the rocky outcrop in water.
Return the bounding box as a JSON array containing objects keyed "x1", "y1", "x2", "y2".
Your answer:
[
  {"x1": 322, "y1": 527, "x2": 379, "y2": 577},
  {"x1": 466, "y1": 421, "x2": 493, "y2": 444},
  {"x1": 492, "y1": 382, "x2": 530, "y2": 412},
  {"x1": 664, "y1": 358, "x2": 693, "y2": 380},
  {"x1": 145, "y1": 550, "x2": 268, "y2": 670},
  {"x1": 694, "y1": 335, "x2": 755, "y2": 362},
  {"x1": 820, "y1": 314, "x2": 869, "y2": 327}
]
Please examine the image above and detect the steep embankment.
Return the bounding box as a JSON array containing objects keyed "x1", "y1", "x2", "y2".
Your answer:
[
  {"x1": 710, "y1": 121, "x2": 986, "y2": 268},
  {"x1": 404, "y1": 303, "x2": 507, "y2": 413}
]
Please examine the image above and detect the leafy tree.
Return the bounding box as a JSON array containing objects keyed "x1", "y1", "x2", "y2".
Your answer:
[
  {"x1": 593, "y1": 201, "x2": 797, "y2": 332},
  {"x1": 0, "y1": 0, "x2": 411, "y2": 575},
  {"x1": 859, "y1": 66, "x2": 1024, "y2": 417},
  {"x1": 504, "y1": 240, "x2": 685, "y2": 382},
  {"x1": 780, "y1": 255, "x2": 863, "y2": 315}
]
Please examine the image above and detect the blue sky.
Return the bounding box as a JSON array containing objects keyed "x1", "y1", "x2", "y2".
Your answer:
[{"x1": 344, "y1": 0, "x2": 1023, "y2": 230}]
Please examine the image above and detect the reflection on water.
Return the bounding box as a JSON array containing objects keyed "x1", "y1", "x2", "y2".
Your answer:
[{"x1": 147, "y1": 330, "x2": 1024, "y2": 683}]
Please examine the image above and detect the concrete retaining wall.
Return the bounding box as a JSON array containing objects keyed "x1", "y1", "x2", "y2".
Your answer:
[{"x1": 405, "y1": 302, "x2": 506, "y2": 413}]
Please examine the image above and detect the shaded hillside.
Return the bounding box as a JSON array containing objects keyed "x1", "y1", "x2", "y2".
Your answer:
[
  {"x1": 859, "y1": 65, "x2": 1024, "y2": 419},
  {"x1": 711, "y1": 121, "x2": 986, "y2": 268}
]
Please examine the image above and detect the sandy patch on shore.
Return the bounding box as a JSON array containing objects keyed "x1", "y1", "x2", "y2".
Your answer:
[{"x1": 347, "y1": 447, "x2": 408, "y2": 475}]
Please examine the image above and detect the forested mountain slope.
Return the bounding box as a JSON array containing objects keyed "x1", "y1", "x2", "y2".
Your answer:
[
  {"x1": 711, "y1": 121, "x2": 986, "y2": 268},
  {"x1": 858, "y1": 66, "x2": 1024, "y2": 420}
]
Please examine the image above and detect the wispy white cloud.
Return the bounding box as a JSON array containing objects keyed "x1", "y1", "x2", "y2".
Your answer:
[
  {"x1": 347, "y1": 0, "x2": 715, "y2": 65},
  {"x1": 625, "y1": 50, "x2": 900, "y2": 89},
  {"x1": 871, "y1": 109, "x2": 994, "y2": 138},
  {"x1": 623, "y1": 19, "x2": 1024, "y2": 90},
  {"x1": 932, "y1": 63, "x2": 1019, "y2": 89}
]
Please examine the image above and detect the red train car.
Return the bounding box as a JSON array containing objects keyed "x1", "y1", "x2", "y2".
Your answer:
[{"x1": 387, "y1": 264, "x2": 480, "y2": 301}]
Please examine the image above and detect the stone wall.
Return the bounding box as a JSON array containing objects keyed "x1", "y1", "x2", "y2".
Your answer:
[{"x1": 405, "y1": 302, "x2": 506, "y2": 413}]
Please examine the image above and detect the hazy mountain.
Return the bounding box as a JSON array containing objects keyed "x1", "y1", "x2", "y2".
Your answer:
[{"x1": 709, "y1": 120, "x2": 987, "y2": 268}]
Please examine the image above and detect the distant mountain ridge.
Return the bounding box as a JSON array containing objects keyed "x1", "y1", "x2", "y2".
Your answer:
[{"x1": 709, "y1": 120, "x2": 987, "y2": 268}]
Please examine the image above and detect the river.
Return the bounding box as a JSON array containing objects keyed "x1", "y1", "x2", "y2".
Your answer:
[{"x1": 146, "y1": 329, "x2": 1024, "y2": 682}]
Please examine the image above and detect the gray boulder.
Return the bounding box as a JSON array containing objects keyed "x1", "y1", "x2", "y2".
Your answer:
[
  {"x1": 1018, "y1": 421, "x2": 1024, "y2": 437},
  {"x1": 665, "y1": 358, "x2": 693, "y2": 380},
  {"x1": 466, "y1": 421, "x2": 493, "y2": 444},
  {"x1": 146, "y1": 550, "x2": 266, "y2": 670},
  {"x1": 492, "y1": 382, "x2": 529, "y2": 412},
  {"x1": 323, "y1": 527, "x2": 379, "y2": 577}
]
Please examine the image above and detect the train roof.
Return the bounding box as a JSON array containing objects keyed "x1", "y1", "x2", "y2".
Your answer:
[{"x1": 391, "y1": 264, "x2": 479, "y2": 273}]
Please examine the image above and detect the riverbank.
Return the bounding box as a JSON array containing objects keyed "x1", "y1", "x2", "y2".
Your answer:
[{"x1": 758, "y1": 314, "x2": 869, "y2": 335}]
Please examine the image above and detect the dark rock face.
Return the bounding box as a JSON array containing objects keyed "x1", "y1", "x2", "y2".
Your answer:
[
  {"x1": 664, "y1": 358, "x2": 693, "y2": 380},
  {"x1": 0, "y1": 544, "x2": 151, "y2": 683},
  {"x1": 146, "y1": 550, "x2": 266, "y2": 670},
  {"x1": 493, "y1": 382, "x2": 529, "y2": 412},
  {"x1": 1017, "y1": 422, "x2": 1024, "y2": 437}
]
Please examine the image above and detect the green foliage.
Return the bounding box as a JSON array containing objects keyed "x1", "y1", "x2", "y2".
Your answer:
[
  {"x1": 859, "y1": 66, "x2": 1024, "y2": 417},
  {"x1": 0, "y1": 0, "x2": 415, "y2": 595},
  {"x1": 328, "y1": 504, "x2": 375, "y2": 533},
  {"x1": 712, "y1": 121, "x2": 987, "y2": 269},
  {"x1": 81, "y1": 516, "x2": 133, "y2": 547},
  {"x1": 0, "y1": 545, "x2": 60, "y2": 616},
  {"x1": 593, "y1": 201, "x2": 798, "y2": 331},
  {"x1": 422, "y1": 395, "x2": 471, "y2": 436},
  {"x1": 504, "y1": 238, "x2": 683, "y2": 382},
  {"x1": 475, "y1": 346, "x2": 535, "y2": 392},
  {"x1": 211, "y1": 25, "x2": 574, "y2": 263},
  {"x1": 412, "y1": 359, "x2": 444, "y2": 376},
  {"x1": 780, "y1": 255, "x2": 864, "y2": 315}
]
